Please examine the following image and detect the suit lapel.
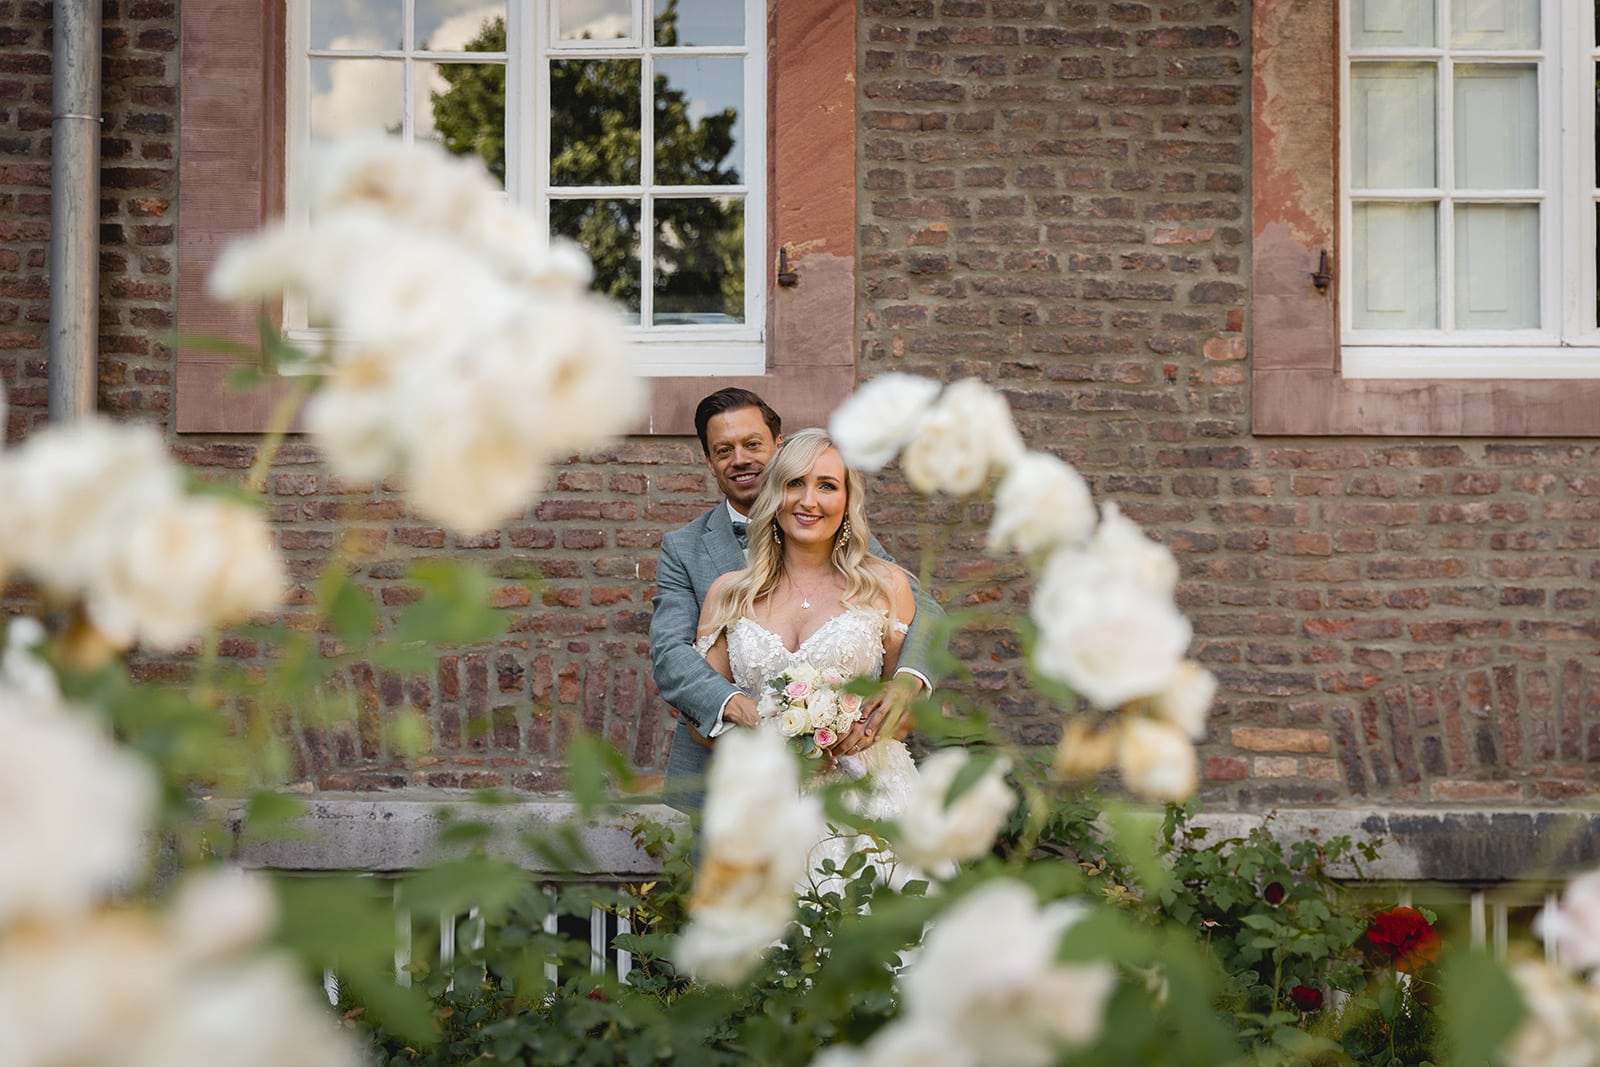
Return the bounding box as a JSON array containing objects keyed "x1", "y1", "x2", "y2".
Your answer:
[{"x1": 702, "y1": 505, "x2": 748, "y2": 578}]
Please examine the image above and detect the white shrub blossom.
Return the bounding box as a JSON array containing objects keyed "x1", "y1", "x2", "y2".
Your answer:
[
  {"x1": 1092, "y1": 501, "x2": 1180, "y2": 599},
  {"x1": 677, "y1": 729, "x2": 822, "y2": 984},
  {"x1": 1501, "y1": 959, "x2": 1600, "y2": 1067},
  {"x1": 0, "y1": 686, "x2": 158, "y2": 926},
  {"x1": 901, "y1": 379, "x2": 1024, "y2": 496},
  {"x1": 211, "y1": 135, "x2": 644, "y2": 535},
  {"x1": 1116, "y1": 717, "x2": 1200, "y2": 803},
  {"x1": 1147, "y1": 660, "x2": 1217, "y2": 741},
  {"x1": 887, "y1": 880, "x2": 1115, "y2": 1067},
  {"x1": 0, "y1": 420, "x2": 284, "y2": 651},
  {"x1": 828, "y1": 372, "x2": 940, "y2": 471},
  {"x1": 895, "y1": 749, "x2": 1015, "y2": 871},
  {"x1": 1031, "y1": 549, "x2": 1191, "y2": 710},
  {"x1": 988, "y1": 450, "x2": 1096, "y2": 557},
  {"x1": 1538, "y1": 869, "x2": 1600, "y2": 975}
]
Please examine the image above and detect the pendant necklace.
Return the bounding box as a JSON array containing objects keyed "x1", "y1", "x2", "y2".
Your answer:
[{"x1": 790, "y1": 572, "x2": 824, "y2": 611}]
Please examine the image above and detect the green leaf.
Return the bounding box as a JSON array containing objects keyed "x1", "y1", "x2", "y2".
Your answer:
[
  {"x1": 391, "y1": 561, "x2": 506, "y2": 647},
  {"x1": 319, "y1": 565, "x2": 379, "y2": 643},
  {"x1": 1440, "y1": 949, "x2": 1523, "y2": 1067}
]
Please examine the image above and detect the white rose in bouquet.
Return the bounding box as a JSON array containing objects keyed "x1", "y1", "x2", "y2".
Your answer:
[
  {"x1": 895, "y1": 750, "x2": 1015, "y2": 870},
  {"x1": 988, "y1": 450, "x2": 1096, "y2": 557},
  {"x1": 778, "y1": 705, "x2": 810, "y2": 738},
  {"x1": 1031, "y1": 549, "x2": 1191, "y2": 710},
  {"x1": 828, "y1": 372, "x2": 941, "y2": 471},
  {"x1": 901, "y1": 379, "x2": 1025, "y2": 496},
  {"x1": 1116, "y1": 717, "x2": 1199, "y2": 803}
]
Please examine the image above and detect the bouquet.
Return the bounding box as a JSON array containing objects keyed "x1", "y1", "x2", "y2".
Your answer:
[{"x1": 757, "y1": 664, "x2": 868, "y2": 777}]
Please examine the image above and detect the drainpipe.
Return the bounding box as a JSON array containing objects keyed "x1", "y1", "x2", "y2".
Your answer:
[{"x1": 48, "y1": 0, "x2": 102, "y2": 423}]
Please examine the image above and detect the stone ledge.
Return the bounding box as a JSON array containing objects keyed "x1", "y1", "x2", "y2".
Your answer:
[
  {"x1": 1195, "y1": 808, "x2": 1600, "y2": 883},
  {"x1": 204, "y1": 795, "x2": 1600, "y2": 884},
  {"x1": 209, "y1": 793, "x2": 686, "y2": 877}
]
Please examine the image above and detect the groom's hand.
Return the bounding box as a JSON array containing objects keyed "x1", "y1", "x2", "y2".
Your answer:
[
  {"x1": 838, "y1": 676, "x2": 922, "y2": 755},
  {"x1": 724, "y1": 693, "x2": 761, "y2": 729}
]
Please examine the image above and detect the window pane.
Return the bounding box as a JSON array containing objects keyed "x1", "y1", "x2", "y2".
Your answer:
[
  {"x1": 656, "y1": 0, "x2": 743, "y2": 47},
  {"x1": 310, "y1": 59, "x2": 404, "y2": 139},
  {"x1": 653, "y1": 58, "x2": 743, "y2": 185},
  {"x1": 416, "y1": 0, "x2": 505, "y2": 51},
  {"x1": 1352, "y1": 202, "x2": 1439, "y2": 329},
  {"x1": 1454, "y1": 64, "x2": 1538, "y2": 189},
  {"x1": 558, "y1": 0, "x2": 631, "y2": 41},
  {"x1": 1451, "y1": 0, "x2": 1539, "y2": 50},
  {"x1": 549, "y1": 59, "x2": 642, "y2": 186},
  {"x1": 1349, "y1": 0, "x2": 1434, "y2": 48},
  {"x1": 311, "y1": 0, "x2": 401, "y2": 50},
  {"x1": 1454, "y1": 204, "x2": 1539, "y2": 329},
  {"x1": 1350, "y1": 63, "x2": 1437, "y2": 189},
  {"x1": 551, "y1": 198, "x2": 642, "y2": 320},
  {"x1": 421, "y1": 62, "x2": 506, "y2": 186},
  {"x1": 653, "y1": 197, "x2": 744, "y2": 324}
]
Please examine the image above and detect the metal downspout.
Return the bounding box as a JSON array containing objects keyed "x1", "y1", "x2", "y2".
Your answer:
[{"x1": 48, "y1": 0, "x2": 102, "y2": 423}]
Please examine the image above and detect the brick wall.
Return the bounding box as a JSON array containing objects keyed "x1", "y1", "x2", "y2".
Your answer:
[{"x1": 5, "y1": 0, "x2": 1600, "y2": 808}]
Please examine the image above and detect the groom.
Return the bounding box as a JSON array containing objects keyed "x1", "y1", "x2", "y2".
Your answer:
[{"x1": 649, "y1": 387, "x2": 942, "y2": 815}]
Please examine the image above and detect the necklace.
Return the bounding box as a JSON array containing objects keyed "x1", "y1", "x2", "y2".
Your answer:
[{"x1": 789, "y1": 571, "x2": 825, "y2": 611}]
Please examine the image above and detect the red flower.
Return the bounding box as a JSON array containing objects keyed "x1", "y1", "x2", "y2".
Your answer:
[
  {"x1": 1290, "y1": 985, "x2": 1324, "y2": 1013},
  {"x1": 1365, "y1": 906, "x2": 1441, "y2": 973},
  {"x1": 1263, "y1": 881, "x2": 1286, "y2": 905}
]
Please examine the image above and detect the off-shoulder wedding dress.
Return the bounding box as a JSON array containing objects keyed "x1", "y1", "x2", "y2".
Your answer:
[{"x1": 704, "y1": 607, "x2": 922, "y2": 895}]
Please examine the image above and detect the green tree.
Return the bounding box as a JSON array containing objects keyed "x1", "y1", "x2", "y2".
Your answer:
[{"x1": 430, "y1": 1, "x2": 745, "y2": 321}]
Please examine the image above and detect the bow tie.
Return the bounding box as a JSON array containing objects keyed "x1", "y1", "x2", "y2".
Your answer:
[{"x1": 731, "y1": 520, "x2": 748, "y2": 547}]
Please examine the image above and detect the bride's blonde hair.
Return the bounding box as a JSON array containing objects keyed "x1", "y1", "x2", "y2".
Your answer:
[{"x1": 704, "y1": 428, "x2": 889, "y2": 632}]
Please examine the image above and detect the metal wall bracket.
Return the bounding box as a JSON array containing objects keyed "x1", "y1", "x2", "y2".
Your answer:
[
  {"x1": 1311, "y1": 248, "x2": 1332, "y2": 294},
  {"x1": 776, "y1": 246, "x2": 799, "y2": 287}
]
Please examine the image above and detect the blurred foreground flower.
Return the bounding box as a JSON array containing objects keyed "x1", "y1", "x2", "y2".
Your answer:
[
  {"x1": 814, "y1": 880, "x2": 1115, "y2": 1067},
  {"x1": 1538, "y1": 867, "x2": 1600, "y2": 974},
  {"x1": 210, "y1": 135, "x2": 646, "y2": 535},
  {"x1": 894, "y1": 749, "x2": 1014, "y2": 871},
  {"x1": 1501, "y1": 959, "x2": 1600, "y2": 1067},
  {"x1": 0, "y1": 420, "x2": 285, "y2": 652},
  {"x1": 676, "y1": 729, "x2": 822, "y2": 984}
]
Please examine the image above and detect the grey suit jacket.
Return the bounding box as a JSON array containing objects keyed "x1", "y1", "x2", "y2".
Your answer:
[{"x1": 649, "y1": 503, "x2": 942, "y2": 813}]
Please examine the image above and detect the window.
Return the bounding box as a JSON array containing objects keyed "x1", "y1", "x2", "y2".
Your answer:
[
  {"x1": 1249, "y1": 0, "x2": 1600, "y2": 436},
  {"x1": 177, "y1": 0, "x2": 858, "y2": 434},
  {"x1": 284, "y1": 0, "x2": 766, "y2": 374},
  {"x1": 1341, "y1": 0, "x2": 1598, "y2": 379}
]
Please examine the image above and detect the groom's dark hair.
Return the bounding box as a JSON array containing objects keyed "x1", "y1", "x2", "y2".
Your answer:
[{"x1": 694, "y1": 388, "x2": 782, "y2": 454}]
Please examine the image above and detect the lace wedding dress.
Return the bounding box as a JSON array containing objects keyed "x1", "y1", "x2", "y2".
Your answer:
[{"x1": 705, "y1": 607, "x2": 923, "y2": 895}]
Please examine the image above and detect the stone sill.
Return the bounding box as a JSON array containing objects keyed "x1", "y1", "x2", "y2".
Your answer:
[{"x1": 209, "y1": 794, "x2": 1600, "y2": 884}]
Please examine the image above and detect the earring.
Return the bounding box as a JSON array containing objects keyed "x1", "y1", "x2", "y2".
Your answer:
[
  {"x1": 834, "y1": 518, "x2": 851, "y2": 549},
  {"x1": 772, "y1": 523, "x2": 783, "y2": 543}
]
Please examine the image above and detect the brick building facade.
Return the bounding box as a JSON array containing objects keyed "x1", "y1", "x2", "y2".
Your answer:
[{"x1": 4, "y1": 0, "x2": 1598, "y2": 815}]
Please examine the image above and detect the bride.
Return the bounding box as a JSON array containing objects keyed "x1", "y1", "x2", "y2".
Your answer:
[{"x1": 695, "y1": 428, "x2": 922, "y2": 893}]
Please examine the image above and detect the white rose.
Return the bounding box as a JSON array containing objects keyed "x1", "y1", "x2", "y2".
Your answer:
[
  {"x1": 896, "y1": 749, "x2": 1015, "y2": 871},
  {"x1": 90, "y1": 496, "x2": 286, "y2": 651},
  {"x1": 902, "y1": 881, "x2": 1115, "y2": 1067},
  {"x1": 1116, "y1": 717, "x2": 1199, "y2": 803},
  {"x1": 1536, "y1": 868, "x2": 1600, "y2": 972},
  {"x1": 1149, "y1": 660, "x2": 1217, "y2": 740},
  {"x1": 988, "y1": 451, "x2": 1095, "y2": 557},
  {"x1": 1500, "y1": 960, "x2": 1600, "y2": 1067},
  {"x1": 680, "y1": 730, "x2": 822, "y2": 983},
  {"x1": 168, "y1": 867, "x2": 279, "y2": 964},
  {"x1": 1092, "y1": 501, "x2": 1179, "y2": 598},
  {"x1": 828, "y1": 373, "x2": 941, "y2": 471},
  {"x1": 1, "y1": 616, "x2": 58, "y2": 704},
  {"x1": 1053, "y1": 716, "x2": 1120, "y2": 782},
  {"x1": 805, "y1": 688, "x2": 840, "y2": 731},
  {"x1": 0, "y1": 691, "x2": 158, "y2": 925},
  {"x1": 901, "y1": 379, "x2": 1025, "y2": 496},
  {"x1": 1032, "y1": 549, "x2": 1191, "y2": 709},
  {"x1": 778, "y1": 705, "x2": 810, "y2": 737}
]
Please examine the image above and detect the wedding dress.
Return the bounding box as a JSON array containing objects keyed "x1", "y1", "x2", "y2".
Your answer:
[{"x1": 703, "y1": 607, "x2": 923, "y2": 896}]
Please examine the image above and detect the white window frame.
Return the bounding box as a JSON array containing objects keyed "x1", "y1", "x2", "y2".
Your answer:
[
  {"x1": 1340, "y1": 0, "x2": 1599, "y2": 379},
  {"x1": 284, "y1": 0, "x2": 767, "y2": 377}
]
